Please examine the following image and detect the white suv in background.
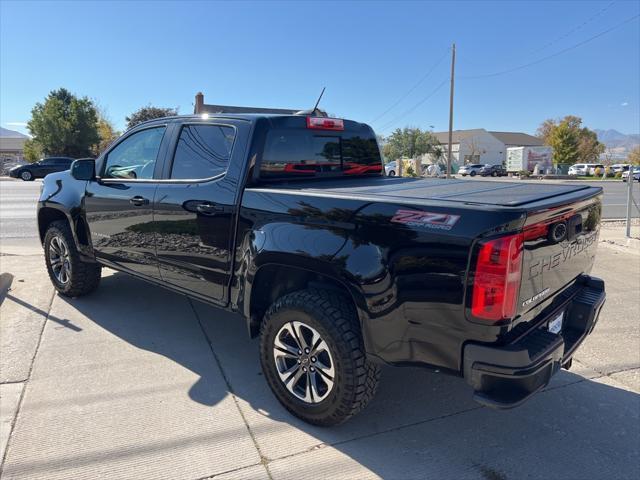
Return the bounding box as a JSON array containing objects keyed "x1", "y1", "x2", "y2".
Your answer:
[{"x1": 568, "y1": 163, "x2": 601, "y2": 176}]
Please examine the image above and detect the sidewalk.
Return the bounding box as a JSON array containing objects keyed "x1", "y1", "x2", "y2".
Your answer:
[
  {"x1": 1, "y1": 227, "x2": 638, "y2": 480},
  {"x1": 599, "y1": 219, "x2": 640, "y2": 253}
]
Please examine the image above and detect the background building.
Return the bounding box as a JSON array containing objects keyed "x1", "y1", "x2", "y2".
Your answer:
[
  {"x1": 0, "y1": 127, "x2": 28, "y2": 161},
  {"x1": 431, "y1": 129, "x2": 543, "y2": 167}
]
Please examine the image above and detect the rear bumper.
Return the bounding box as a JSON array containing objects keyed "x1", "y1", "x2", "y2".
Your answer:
[{"x1": 463, "y1": 275, "x2": 605, "y2": 409}]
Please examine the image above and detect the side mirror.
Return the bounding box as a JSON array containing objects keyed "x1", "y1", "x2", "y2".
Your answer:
[{"x1": 71, "y1": 158, "x2": 95, "y2": 181}]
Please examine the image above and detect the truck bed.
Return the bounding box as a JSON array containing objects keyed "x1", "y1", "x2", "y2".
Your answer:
[{"x1": 255, "y1": 177, "x2": 598, "y2": 208}]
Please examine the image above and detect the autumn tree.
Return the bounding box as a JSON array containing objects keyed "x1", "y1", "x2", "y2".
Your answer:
[
  {"x1": 94, "y1": 109, "x2": 121, "y2": 155},
  {"x1": 537, "y1": 115, "x2": 604, "y2": 164},
  {"x1": 628, "y1": 146, "x2": 640, "y2": 166}
]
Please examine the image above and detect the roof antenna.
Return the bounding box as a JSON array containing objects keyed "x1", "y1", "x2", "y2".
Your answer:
[
  {"x1": 311, "y1": 87, "x2": 325, "y2": 115},
  {"x1": 294, "y1": 87, "x2": 327, "y2": 116}
]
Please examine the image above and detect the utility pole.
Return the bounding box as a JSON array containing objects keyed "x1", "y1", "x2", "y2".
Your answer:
[
  {"x1": 446, "y1": 43, "x2": 456, "y2": 179},
  {"x1": 626, "y1": 167, "x2": 635, "y2": 237}
]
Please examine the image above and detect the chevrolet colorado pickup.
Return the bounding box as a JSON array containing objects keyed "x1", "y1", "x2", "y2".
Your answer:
[{"x1": 37, "y1": 113, "x2": 606, "y2": 425}]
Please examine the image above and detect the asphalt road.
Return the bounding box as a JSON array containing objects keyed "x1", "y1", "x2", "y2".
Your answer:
[{"x1": 1, "y1": 177, "x2": 638, "y2": 247}]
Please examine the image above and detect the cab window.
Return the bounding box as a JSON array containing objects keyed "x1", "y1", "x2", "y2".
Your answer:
[
  {"x1": 103, "y1": 127, "x2": 165, "y2": 180},
  {"x1": 170, "y1": 124, "x2": 235, "y2": 179}
]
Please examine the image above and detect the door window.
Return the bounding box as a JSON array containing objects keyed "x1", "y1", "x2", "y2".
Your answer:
[
  {"x1": 103, "y1": 127, "x2": 165, "y2": 179},
  {"x1": 170, "y1": 124, "x2": 235, "y2": 179}
]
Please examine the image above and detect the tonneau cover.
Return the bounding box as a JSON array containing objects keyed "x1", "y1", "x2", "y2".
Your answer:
[{"x1": 258, "y1": 177, "x2": 594, "y2": 207}]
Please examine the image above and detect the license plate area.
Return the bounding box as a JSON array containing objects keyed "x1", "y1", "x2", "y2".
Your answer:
[{"x1": 548, "y1": 311, "x2": 564, "y2": 334}]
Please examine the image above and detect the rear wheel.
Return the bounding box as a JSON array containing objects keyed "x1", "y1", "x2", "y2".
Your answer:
[
  {"x1": 20, "y1": 170, "x2": 33, "y2": 181},
  {"x1": 470, "y1": 171, "x2": 477, "y2": 177},
  {"x1": 491, "y1": 171, "x2": 498, "y2": 177},
  {"x1": 260, "y1": 289, "x2": 380, "y2": 426},
  {"x1": 44, "y1": 220, "x2": 101, "y2": 297}
]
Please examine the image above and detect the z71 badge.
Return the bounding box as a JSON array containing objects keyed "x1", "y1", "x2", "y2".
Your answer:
[{"x1": 391, "y1": 209, "x2": 461, "y2": 231}]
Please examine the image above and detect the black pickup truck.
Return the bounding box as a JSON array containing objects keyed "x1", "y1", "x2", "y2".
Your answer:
[{"x1": 37, "y1": 113, "x2": 605, "y2": 425}]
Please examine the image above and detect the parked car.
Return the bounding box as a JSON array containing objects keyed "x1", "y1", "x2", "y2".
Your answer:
[
  {"x1": 37, "y1": 113, "x2": 606, "y2": 426},
  {"x1": 9, "y1": 157, "x2": 75, "y2": 181},
  {"x1": 588, "y1": 164, "x2": 605, "y2": 175},
  {"x1": 568, "y1": 163, "x2": 602, "y2": 176},
  {"x1": 479, "y1": 164, "x2": 507, "y2": 177},
  {"x1": 611, "y1": 164, "x2": 630, "y2": 173},
  {"x1": 622, "y1": 166, "x2": 640, "y2": 182},
  {"x1": 384, "y1": 160, "x2": 397, "y2": 176},
  {"x1": 458, "y1": 163, "x2": 485, "y2": 176}
]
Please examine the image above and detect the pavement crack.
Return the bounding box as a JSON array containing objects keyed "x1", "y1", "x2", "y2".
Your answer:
[
  {"x1": 192, "y1": 461, "x2": 266, "y2": 480},
  {"x1": 187, "y1": 297, "x2": 274, "y2": 480},
  {"x1": 0, "y1": 289, "x2": 56, "y2": 474}
]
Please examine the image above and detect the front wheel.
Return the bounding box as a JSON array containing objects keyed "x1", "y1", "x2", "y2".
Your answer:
[
  {"x1": 491, "y1": 171, "x2": 498, "y2": 177},
  {"x1": 260, "y1": 289, "x2": 380, "y2": 426},
  {"x1": 44, "y1": 220, "x2": 101, "y2": 297},
  {"x1": 388, "y1": 170, "x2": 395, "y2": 177},
  {"x1": 20, "y1": 170, "x2": 33, "y2": 181}
]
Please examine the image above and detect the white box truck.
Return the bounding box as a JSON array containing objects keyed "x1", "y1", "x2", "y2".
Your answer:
[{"x1": 506, "y1": 146, "x2": 553, "y2": 173}]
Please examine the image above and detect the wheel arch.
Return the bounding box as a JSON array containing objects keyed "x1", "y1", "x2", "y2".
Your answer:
[
  {"x1": 245, "y1": 262, "x2": 366, "y2": 339},
  {"x1": 38, "y1": 206, "x2": 94, "y2": 260}
]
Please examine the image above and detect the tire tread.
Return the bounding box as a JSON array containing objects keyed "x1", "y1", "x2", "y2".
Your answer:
[
  {"x1": 44, "y1": 220, "x2": 101, "y2": 297},
  {"x1": 261, "y1": 288, "x2": 380, "y2": 426}
]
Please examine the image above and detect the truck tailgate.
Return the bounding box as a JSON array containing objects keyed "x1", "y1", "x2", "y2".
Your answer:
[{"x1": 517, "y1": 192, "x2": 603, "y2": 319}]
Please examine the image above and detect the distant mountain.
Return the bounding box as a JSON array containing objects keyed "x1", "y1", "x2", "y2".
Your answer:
[
  {"x1": 594, "y1": 129, "x2": 639, "y2": 160},
  {"x1": 0, "y1": 127, "x2": 29, "y2": 138}
]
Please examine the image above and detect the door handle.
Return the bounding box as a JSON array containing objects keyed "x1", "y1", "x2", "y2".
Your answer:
[
  {"x1": 129, "y1": 196, "x2": 149, "y2": 206},
  {"x1": 196, "y1": 202, "x2": 224, "y2": 215}
]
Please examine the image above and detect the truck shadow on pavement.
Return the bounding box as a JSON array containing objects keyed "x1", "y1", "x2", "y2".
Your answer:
[{"x1": 57, "y1": 270, "x2": 639, "y2": 480}]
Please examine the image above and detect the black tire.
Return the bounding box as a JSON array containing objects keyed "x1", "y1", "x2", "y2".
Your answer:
[
  {"x1": 470, "y1": 171, "x2": 477, "y2": 177},
  {"x1": 44, "y1": 220, "x2": 101, "y2": 297},
  {"x1": 388, "y1": 170, "x2": 395, "y2": 177},
  {"x1": 491, "y1": 171, "x2": 497, "y2": 177},
  {"x1": 20, "y1": 170, "x2": 33, "y2": 181},
  {"x1": 260, "y1": 289, "x2": 381, "y2": 426}
]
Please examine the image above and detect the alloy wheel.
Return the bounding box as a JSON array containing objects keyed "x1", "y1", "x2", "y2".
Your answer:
[
  {"x1": 273, "y1": 321, "x2": 335, "y2": 404},
  {"x1": 21, "y1": 171, "x2": 32, "y2": 181},
  {"x1": 49, "y1": 236, "x2": 71, "y2": 284}
]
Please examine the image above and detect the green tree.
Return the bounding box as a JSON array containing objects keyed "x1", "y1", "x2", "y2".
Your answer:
[
  {"x1": 381, "y1": 127, "x2": 440, "y2": 161},
  {"x1": 548, "y1": 121, "x2": 580, "y2": 165},
  {"x1": 26, "y1": 88, "x2": 100, "y2": 158},
  {"x1": 537, "y1": 115, "x2": 604, "y2": 164},
  {"x1": 23, "y1": 138, "x2": 43, "y2": 163},
  {"x1": 125, "y1": 105, "x2": 178, "y2": 130},
  {"x1": 628, "y1": 146, "x2": 640, "y2": 166}
]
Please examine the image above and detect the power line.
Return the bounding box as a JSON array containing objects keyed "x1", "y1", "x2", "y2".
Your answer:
[
  {"x1": 460, "y1": 13, "x2": 639, "y2": 80},
  {"x1": 378, "y1": 79, "x2": 448, "y2": 132},
  {"x1": 370, "y1": 49, "x2": 449, "y2": 124},
  {"x1": 528, "y1": 0, "x2": 617, "y2": 55}
]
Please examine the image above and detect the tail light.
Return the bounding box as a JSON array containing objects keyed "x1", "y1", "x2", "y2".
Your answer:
[
  {"x1": 471, "y1": 233, "x2": 523, "y2": 322},
  {"x1": 307, "y1": 117, "x2": 344, "y2": 131}
]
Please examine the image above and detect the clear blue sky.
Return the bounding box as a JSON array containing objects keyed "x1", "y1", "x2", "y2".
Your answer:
[{"x1": 1, "y1": 0, "x2": 638, "y2": 137}]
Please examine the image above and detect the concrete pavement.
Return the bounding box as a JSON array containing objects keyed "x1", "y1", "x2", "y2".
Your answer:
[{"x1": 0, "y1": 229, "x2": 638, "y2": 479}]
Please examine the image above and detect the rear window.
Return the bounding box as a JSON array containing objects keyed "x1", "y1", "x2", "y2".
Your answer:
[{"x1": 260, "y1": 129, "x2": 382, "y2": 179}]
